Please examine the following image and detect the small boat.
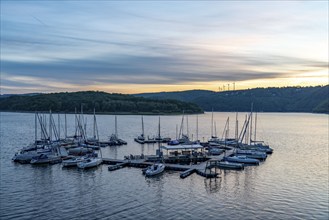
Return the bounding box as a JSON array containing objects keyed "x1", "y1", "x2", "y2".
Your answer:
[
  {"x1": 134, "y1": 134, "x2": 145, "y2": 144},
  {"x1": 224, "y1": 155, "x2": 260, "y2": 165},
  {"x1": 67, "y1": 147, "x2": 94, "y2": 156},
  {"x1": 30, "y1": 154, "x2": 62, "y2": 164},
  {"x1": 217, "y1": 161, "x2": 244, "y2": 170},
  {"x1": 236, "y1": 149, "x2": 267, "y2": 160},
  {"x1": 62, "y1": 156, "x2": 87, "y2": 167},
  {"x1": 144, "y1": 163, "x2": 165, "y2": 177},
  {"x1": 77, "y1": 157, "x2": 102, "y2": 169},
  {"x1": 208, "y1": 147, "x2": 225, "y2": 155}
]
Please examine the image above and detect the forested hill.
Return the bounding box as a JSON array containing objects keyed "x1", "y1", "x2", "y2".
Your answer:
[
  {"x1": 0, "y1": 91, "x2": 203, "y2": 114},
  {"x1": 135, "y1": 86, "x2": 329, "y2": 113}
]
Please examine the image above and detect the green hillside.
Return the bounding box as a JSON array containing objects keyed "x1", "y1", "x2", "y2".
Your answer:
[
  {"x1": 0, "y1": 91, "x2": 203, "y2": 114},
  {"x1": 136, "y1": 86, "x2": 329, "y2": 113}
]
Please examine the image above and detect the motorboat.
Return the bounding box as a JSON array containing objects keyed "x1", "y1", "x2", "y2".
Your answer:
[
  {"x1": 30, "y1": 154, "x2": 62, "y2": 164},
  {"x1": 134, "y1": 134, "x2": 145, "y2": 144},
  {"x1": 144, "y1": 163, "x2": 165, "y2": 177},
  {"x1": 236, "y1": 149, "x2": 267, "y2": 160},
  {"x1": 217, "y1": 161, "x2": 244, "y2": 170},
  {"x1": 62, "y1": 156, "x2": 87, "y2": 167},
  {"x1": 77, "y1": 157, "x2": 102, "y2": 169},
  {"x1": 224, "y1": 155, "x2": 260, "y2": 165}
]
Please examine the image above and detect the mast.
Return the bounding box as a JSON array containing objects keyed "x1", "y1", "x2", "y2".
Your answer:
[
  {"x1": 178, "y1": 111, "x2": 184, "y2": 139},
  {"x1": 115, "y1": 115, "x2": 118, "y2": 138},
  {"x1": 175, "y1": 124, "x2": 178, "y2": 140},
  {"x1": 227, "y1": 117, "x2": 230, "y2": 139},
  {"x1": 93, "y1": 108, "x2": 96, "y2": 139},
  {"x1": 49, "y1": 110, "x2": 52, "y2": 142},
  {"x1": 235, "y1": 112, "x2": 239, "y2": 141},
  {"x1": 65, "y1": 113, "x2": 67, "y2": 139},
  {"x1": 211, "y1": 108, "x2": 214, "y2": 137},
  {"x1": 58, "y1": 114, "x2": 60, "y2": 140},
  {"x1": 196, "y1": 115, "x2": 199, "y2": 141},
  {"x1": 142, "y1": 115, "x2": 144, "y2": 137},
  {"x1": 158, "y1": 116, "x2": 161, "y2": 157},
  {"x1": 254, "y1": 112, "x2": 257, "y2": 142},
  {"x1": 249, "y1": 103, "x2": 253, "y2": 145},
  {"x1": 186, "y1": 114, "x2": 189, "y2": 138},
  {"x1": 35, "y1": 112, "x2": 37, "y2": 143},
  {"x1": 214, "y1": 121, "x2": 217, "y2": 138}
]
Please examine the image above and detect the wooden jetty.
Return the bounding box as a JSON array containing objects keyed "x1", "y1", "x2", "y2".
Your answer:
[{"x1": 103, "y1": 148, "x2": 236, "y2": 178}]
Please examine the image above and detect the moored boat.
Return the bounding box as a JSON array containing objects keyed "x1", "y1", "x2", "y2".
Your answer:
[
  {"x1": 77, "y1": 157, "x2": 102, "y2": 169},
  {"x1": 30, "y1": 154, "x2": 62, "y2": 164},
  {"x1": 217, "y1": 161, "x2": 244, "y2": 170},
  {"x1": 224, "y1": 155, "x2": 260, "y2": 165},
  {"x1": 144, "y1": 163, "x2": 165, "y2": 177}
]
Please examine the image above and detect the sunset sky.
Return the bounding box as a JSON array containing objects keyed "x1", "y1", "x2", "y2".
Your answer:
[{"x1": 1, "y1": 1, "x2": 328, "y2": 94}]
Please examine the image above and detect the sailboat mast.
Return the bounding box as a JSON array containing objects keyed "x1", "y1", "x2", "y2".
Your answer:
[
  {"x1": 158, "y1": 116, "x2": 161, "y2": 157},
  {"x1": 196, "y1": 115, "x2": 199, "y2": 141},
  {"x1": 178, "y1": 111, "x2": 184, "y2": 139},
  {"x1": 186, "y1": 115, "x2": 189, "y2": 138},
  {"x1": 176, "y1": 124, "x2": 178, "y2": 140},
  {"x1": 227, "y1": 117, "x2": 230, "y2": 139},
  {"x1": 35, "y1": 112, "x2": 37, "y2": 143},
  {"x1": 211, "y1": 108, "x2": 214, "y2": 137},
  {"x1": 49, "y1": 110, "x2": 52, "y2": 142},
  {"x1": 249, "y1": 102, "x2": 254, "y2": 144},
  {"x1": 115, "y1": 115, "x2": 118, "y2": 138},
  {"x1": 93, "y1": 108, "x2": 96, "y2": 139},
  {"x1": 142, "y1": 115, "x2": 144, "y2": 136},
  {"x1": 254, "y1": 112, "x2": 257, "y2": 142},
  {"x1": 235, "y1": 112, "x2": 238, "y2": 141},
  {"x1": 65, "y1": 113, "x2": 67, "y2": 139},
  {"x1": 58, "y1": 114, "x2": 60, "y2": 140}
]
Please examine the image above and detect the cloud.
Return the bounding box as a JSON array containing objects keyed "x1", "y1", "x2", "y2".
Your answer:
[{"x1": 1, "y1": 1, "x2": 328, "y2": 94}]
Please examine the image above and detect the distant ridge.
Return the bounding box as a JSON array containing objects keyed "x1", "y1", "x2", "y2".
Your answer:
[
  {"x1": 135, "y1": 86, "x2": 329, "y2": 113},
  {"x1": 0, "y1": 91, "x2": 203, "y2": 114}
]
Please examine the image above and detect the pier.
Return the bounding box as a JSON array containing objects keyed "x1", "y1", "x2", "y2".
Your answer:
[{"x1": 104, "y1": 148, "x2": 235, "y2": 178}]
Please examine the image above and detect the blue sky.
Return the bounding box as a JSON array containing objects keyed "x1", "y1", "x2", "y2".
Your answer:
[{"x1": 1, "y1": 1, "x2": 328, "y2": 94}]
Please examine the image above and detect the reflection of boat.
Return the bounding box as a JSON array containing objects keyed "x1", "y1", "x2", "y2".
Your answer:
[
  {"x1": 77, "y1": 157, "x2": 102, "y2": 169},
  {"x1": 30, "y1": 154, "x2": 62, "y2": 164},
  {"x1": 217, "y1": 161, "x2": 244, "y2": 170},
  {"x1": 144, "y1": 163, "x2": 165, "y2": 177},
  {"x1": 224, "y1": 155, "x2": 259, "y2": 165}
]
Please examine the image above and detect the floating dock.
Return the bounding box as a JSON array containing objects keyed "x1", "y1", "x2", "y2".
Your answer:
[{"x1": 103, "y1": 149, "x2": 236, "y2": 178}]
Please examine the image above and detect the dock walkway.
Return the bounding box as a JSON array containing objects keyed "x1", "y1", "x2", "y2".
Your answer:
[{"x1": 103, "y1": 149, "x2": 235, "y2": 178}]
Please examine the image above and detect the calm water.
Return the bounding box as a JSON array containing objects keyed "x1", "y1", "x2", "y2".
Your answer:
[{"x1": 0, "y1": 112, "x2": 328, "y2": 220}]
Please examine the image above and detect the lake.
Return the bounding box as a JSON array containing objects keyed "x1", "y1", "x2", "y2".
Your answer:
[{"x1": 0, "y1": 112, "x2": 328, "y2": 220}]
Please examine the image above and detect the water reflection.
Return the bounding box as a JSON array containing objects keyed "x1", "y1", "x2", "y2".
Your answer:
[{"x1": 204, "y1": 177, "x2": 222, "y2": 194}]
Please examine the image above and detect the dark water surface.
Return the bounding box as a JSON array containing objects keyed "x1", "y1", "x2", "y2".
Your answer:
[{"x1": 1, "y1": 112, "x2": 328, "y2": 220}]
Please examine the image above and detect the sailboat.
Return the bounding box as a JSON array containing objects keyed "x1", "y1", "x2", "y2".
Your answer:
[
  {"x1": 108, "y1": 116, "x2": 127, "y2": 146},
  {"x1": 135, "y1": 116, "x2": 145, "y2": 144},
  {"x1": 144, "y1": 117, "x2": 165, "y2": 177}
]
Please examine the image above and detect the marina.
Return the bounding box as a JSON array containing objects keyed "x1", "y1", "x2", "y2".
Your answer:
[
  {"x1": 1, "y1": 112, "x2": 328, "y2": 220},
  {"x1": 10, "y1": 110, "x2": 271, "y2": 180}
]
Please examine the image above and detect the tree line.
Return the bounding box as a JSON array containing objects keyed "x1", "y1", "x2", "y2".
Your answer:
[{"x1": 0, "y1": 91, "x2": 203, "y2": 114}]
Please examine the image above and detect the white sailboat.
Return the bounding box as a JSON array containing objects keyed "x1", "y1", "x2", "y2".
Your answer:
[
  {"x1": 77, "y1": 157, "x2": 102, "y2": 169},
  {"x1": 144, "y1": 116, "x2": 165, "y2": 177}
]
